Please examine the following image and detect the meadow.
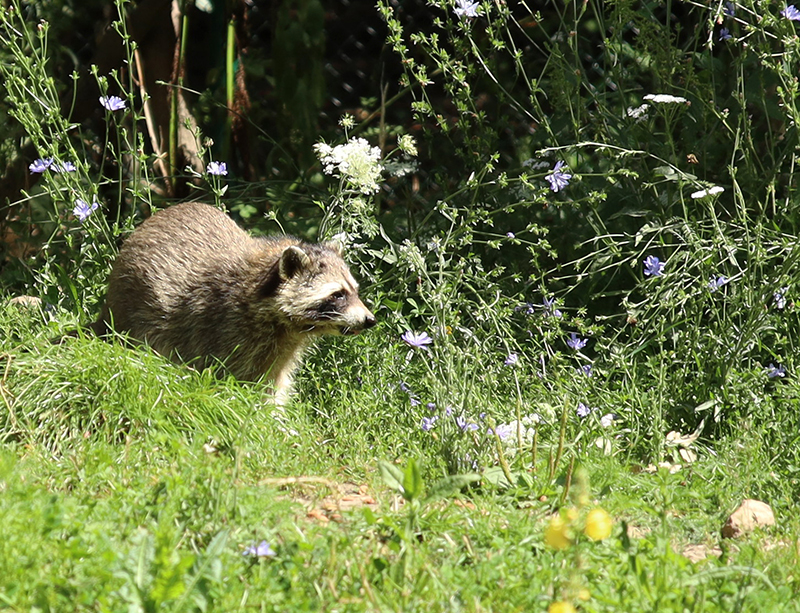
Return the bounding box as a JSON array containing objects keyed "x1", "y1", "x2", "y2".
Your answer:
[{"x1": 3, "y1": 0, "x2": 800, "y2": 610}]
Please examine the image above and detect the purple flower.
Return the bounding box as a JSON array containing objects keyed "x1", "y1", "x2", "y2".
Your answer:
[
  {"x1": 567, "y1": 332, "x2": 587, "y2": 351},
  {"x1": 774, "y1": 288, "x2": 788, "y2": 310},
  {"x1": 401, "y1": 330, "x2": 433, "y2": 349},
  {"x1": 491, "y1": 423, "x2": 514, "y2": 440},
  {"x1": 543, "y1": 296, "x2": 563, "y2": 318},
  {"x1": 53, "y1": 161, "x2": 77, "y2": 173},
  {"x1": 29, "y1": 158, "x2": 53, "y2": 173},
  {"x1": 426, "y1": 402, "x2": 436, "y2": 411},
  {"x1": 410, "y1": 397, "x2": 421, "y2": 407},
  {"x1": 506, "y1": 231, "x2": 515, "y2": 239},
  {"x1": 445, "y1": 406, "x2": 454, "y2": 416},
  {"x1": 578, "y1": 364, "x2": 593, "y2": 377},
  {"x1": 724, "y1": 2, "x2": 735, "y2": 17},
  {"x1": 456, "y1": 416, "x2": 478, "y2": 431},
  {"x1": 767, "y1": 364, "x2": 786, "y2": 378},
  {"x1": 719, "y1": 27, "x2": 732, "y2": 41},
  {"x1": 421, "y1": 416, "x2": 438, "y2": 431},
  {"x1": 545, "y1": 161, "x2": 572, "y2": 193},
  {"x1": 576, "y1": 402, "x2": 592, "y2": 419},
  {"x1": 643, "y1": 255, "x2": 665, "y2": 277},
  {"x1": 709, "y1": 275, "x2": 729, "y2": 291},
  {"x1": 72, "y1": 198, "x2": 99, "y2": 222},
  {"x1": 453, "y1": 0, "x2": 479, "y2": 18},
  {"x1": 782, "y1": 4, "x2": 800, "y2": 20},
  {"x1": 99, "y1": 95, "x2": 126, "y2": 111},
  {"x1": 504, "y1": 353, "x2": 519, "y2": 366},
  {"x1": 206, "y1": 161, "x2": 228, "y2": 176},
  {"x1": 399, "y1": 381, "x2": 411, "y2": 394},
  {"x1": 243, "y1": 540, "x2": 276, "y2": 558}
]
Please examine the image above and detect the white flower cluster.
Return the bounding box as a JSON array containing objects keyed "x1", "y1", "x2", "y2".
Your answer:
[
  {"x1": 643, "y1": 93, "x2": 688, "y2": 104},
  {"x1": 314, "y1": 138, "x2": 384, "y2": 194},
  {"x1": 492, "y1": 414, "x2": 540, "y2": 458}
]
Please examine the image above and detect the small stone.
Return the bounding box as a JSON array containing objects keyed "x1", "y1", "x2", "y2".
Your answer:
[{"x1": 721, "y1": 499, "x2": 775, "y2": 539}]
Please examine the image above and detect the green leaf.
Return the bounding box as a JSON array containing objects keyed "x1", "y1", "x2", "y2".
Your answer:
[
  {"x1": 379, "y1": 461, "x2": 406, "y2": 494},
  {"x1": 422, "y1": 473, "x2": 480, "y2": 505},
  {"x1": 402, "y1": 458, "x2": 423, "y2": 502}
]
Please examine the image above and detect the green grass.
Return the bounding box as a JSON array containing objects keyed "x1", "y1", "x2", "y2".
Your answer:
[{"x1": 1, "y1": 300, "x2": 799, "y2": 612}]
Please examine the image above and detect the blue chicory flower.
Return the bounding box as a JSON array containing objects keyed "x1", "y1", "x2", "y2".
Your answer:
[
  {"x1": 724, "y1": 2, "x2": 735, "y2": 17},
  {"x1": 206, "y1": 161, "x2": 228, "y2": 176},
  {"x1": 774, "y1": 288, "x2": 788, "y2": 310},
  {"x1": 243, "y1": 540, "x2": 276, "y2": 558},
  {"x1": 421, "y1": 416, "x2": 438, "y2": 431},
  {"x1": 782, "y1": 4, "x2": 800, "y2": 19},
  {"x1": 709, "y1": 275, "x2": 729, "y2": 291},
  {"x1": 719, "y1": 27, "x2": 732, "y2": 40},
  {"x1": 545, "y1": 161, "x2": 572, "y2": 192},
  {"x1": 29, "y1": 158, "x2": 53, "y2": 173},
  {"x1": 767, "y1": 364, "x2": 787, "y2": 378},
  {"x1": 453, "y1": 0, "x2": 479, "y2": 18},
  {"x1": 543, "y1": 296, "x2": 563, "y2": 318},
  {"x1": 401, "y1": 330, "x2": 433, "y2": 349},
  {"x1": 456, "y1": 416, "x2": 479, "y2": 431},
  {"x1": 504, "y1": 353, "x2": 519, "y2": 366},
  {"x1": 99, "y1": 95, "x2": 126, "y2": 111},
  {"x1": 73, "y1": 198, "x2": 99, "y2": 222},
  {"x1": 567, "y1": 332, "x2": 588, "y2": 351},
  {"x1": 643, "y1": 255, "x2": 665, "y2": 277},
  {"x1": 576, "y1": 402, "x2": 592, "y2": 419},
  {"x1": 578, "y1": 364, "x2": 593, "y2": 377}
]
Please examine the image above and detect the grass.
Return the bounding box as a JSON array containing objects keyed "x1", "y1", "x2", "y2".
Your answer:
[{"x1": 1, "y1": 300, "x2": 800, "y2": 612}]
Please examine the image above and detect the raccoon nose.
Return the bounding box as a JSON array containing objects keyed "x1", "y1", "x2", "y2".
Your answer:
[{"x1": 363, "y1": 314, "x2": 377, "y2": 329}]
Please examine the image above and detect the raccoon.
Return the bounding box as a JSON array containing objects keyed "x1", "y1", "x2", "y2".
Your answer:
[{"x1": 94, "y1": 202, "x2": 376, "y2": 403}]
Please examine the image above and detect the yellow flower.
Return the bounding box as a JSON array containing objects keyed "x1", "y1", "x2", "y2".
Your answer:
[
  {"x1": 577, "y1": 588, "x2": 591, "y2": 601},
  {"x1": 584, "y1": 508, "x2": 613, "y2": 541},
  {"x1": 548, "y1": 602, "x2": 577, "y2": 613},
  {"x1": 544, "y1": 515, "x2": 571, "y2": 550}
]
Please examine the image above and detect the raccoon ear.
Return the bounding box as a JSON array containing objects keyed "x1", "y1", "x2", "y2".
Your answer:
[
  {"x1": 325, "y1": 239, "x2": 344, "y2": 256},
  {"x1": 279, "y1": 245, "x2": 311, "y2": 280}
]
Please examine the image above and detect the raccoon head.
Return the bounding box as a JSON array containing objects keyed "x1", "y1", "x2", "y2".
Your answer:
[{"x1": 258, "y1": 242, "x2": 376, "y2": 335}]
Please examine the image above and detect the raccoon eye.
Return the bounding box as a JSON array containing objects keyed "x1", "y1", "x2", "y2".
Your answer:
[{"x1": 331, "y1": 290, "x2": 347, "y2": 302}]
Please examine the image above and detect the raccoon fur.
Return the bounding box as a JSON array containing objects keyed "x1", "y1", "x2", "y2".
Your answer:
[{"x1": 94, "y1": 202, "x2": 376, "y2": 402}]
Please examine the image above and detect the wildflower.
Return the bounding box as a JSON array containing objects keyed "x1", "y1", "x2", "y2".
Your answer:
[
  {"x1": 399, "y1": 381, "x2": 412, "y2": 394},
  {"x1": 643, "y1": 94, "x2": 688, "y2": 104},
  {"x1": 504, "y1": 353, "x2": 519, "y2": 366},
  {"x1": 626, "y1": 104, "x2": 649, "y2": 121},
  {"x1": 782, "y1": 4, "x2": 800, "y2": 19},
  {"x1": 314, "y1": 137, "x2": 383, "y2": 194},
  {"x1": 206, "y1": 161, "x2": 228, "y2": 176},
  {"x1": 600, "y1": 413, "x2": 615, "y2": 428},
  {"x1": 243, "y1": 540, "x2": 276, "y2": 558},
  {"x1": 506, "y1": 231, "x2": 515, "y2": 239},
  {"x1": 421, "y1": 416, "x2": 438, "y2": 431},
  {"x1": 29, "y1": 158, "x2": 53, "y2": 173},
  {"x1": 52, "y1": 161, "x2": 77, "y2": 173},
  {"x1": 584, "y1": 508, "x2": 614, "y2": 540},
  {"x1": 545, "y1": 161, "x2": 572, "y2": 192},
  {"x1": 491, "y1": 423, "x2": 515, "y2": 440},
  {"x1": 426, "y1": 402, "x2": 436, "y2": 411},
  {"x1": 767, "y1": 364, "x2": 786, "y2": 378},
  {"x1": 410, "y1": 397, "x2": 421, "y2": 407},
  {"x1": 643, "y1": 255, "x2": 665, "y2": 277},
  {"x1": 72, "y1": 198, "x2": 99, "y2": 222},
  {"x1": 578, "y1": 364, "x2": 593, "y2": 377},
  {"x1": 544, "y1": 515, "x2": 571, "y2": 550},
  {"x1": 543, "y1": 296, "x2": 563, "y2": 318},
  {"x1": 567, "y1": 332, "x2": 587, "y2": 351},
  {"x1": 548, "y1": 602, "x2": 577, "y2": 613},
  {"x1": 774, "y1": 288, "x2": 788, "y2": 310},
  {"x1": 99, "y1": 95, "x2": 126, "y2": 111},
  {"x1": 456, "y1": 416, "x2": 478, "y2": 431},
  {"x1": 719, "y1": 27, "x2": 732, "y2": 41},
  {"x1": 576, "y1": 402, "x2": 592, "y2": 419},
  {"x1": 708, "y1": 275, "x2": 729, "y2": 291},
  {"x1": 724, "y1": 2, "x2": 735, "y2": 17},
  {"x1": 397, "y1": 134, "x2": 418, "y2": 157},
  {"x1": 401, "y1": 330, "x2": 433, "y2": 349},
  {"x1": 445, "y1": 406, "x2": 454, "y2": 416},
  {"x1": 454, "y1": 0, "x2": 480, "y2": 18},
  {"x1": 691, "y1": 185, "x2": 724, "y2": 199}
]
